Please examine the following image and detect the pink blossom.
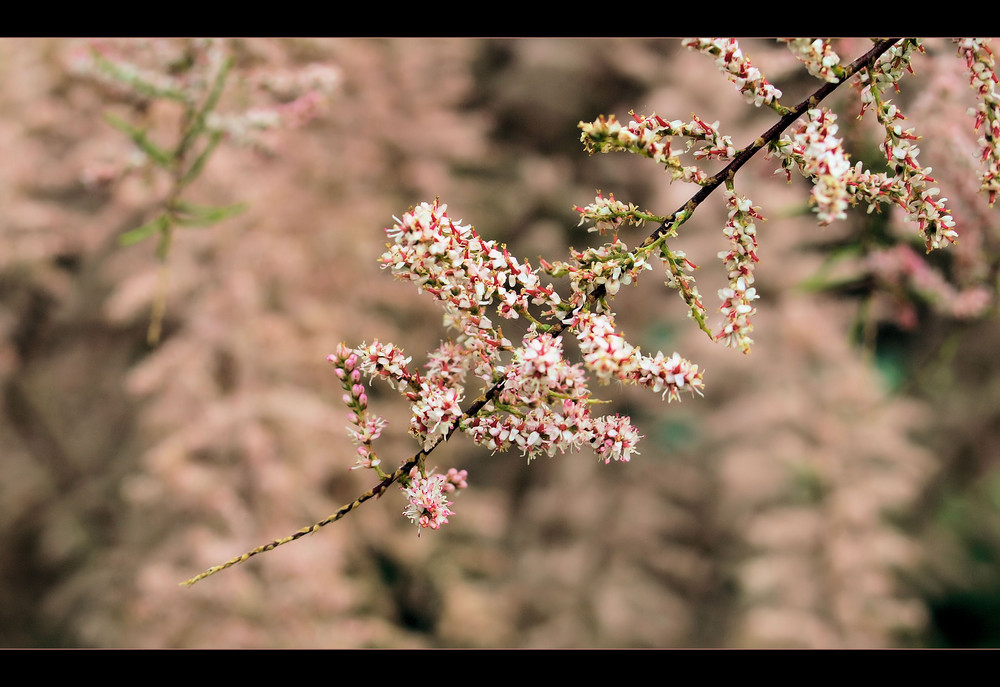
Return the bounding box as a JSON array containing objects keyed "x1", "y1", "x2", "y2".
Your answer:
[
  {"x1": 590, "y1": 414, "x2": 642, "y2": 464},
  {"x1": 402, "y1": 473, "x2": 455, "y2": 534}
]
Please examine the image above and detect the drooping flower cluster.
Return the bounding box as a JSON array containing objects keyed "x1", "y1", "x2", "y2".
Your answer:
[
  {"x1": 780, "y1": 38, "x2": 843, "y2": 83},
  {"x1": 872, "y1": 92, "x2": 958, "y2": 251},
  {"x1": 772, "y1": 108, "x2": 852, "y2": 226},
  {"x1": 716, "y1": 276, "x2": 759, "y2": 354},
  {"x1": 715, "y1": 188, "x2": 763, "y2": 353},
  {"x1": 719, "y1": 188, "x2": 762, "y2": 285},
  {"x1": 402, "y1": 471, "x2": 456, "y2": 534},
  {"x1": 955, "y1": 38, "x2": 1000, "y2": 206},
  {"x1": 682, "y1": 38, "x2": 783, "y2": 109},
  {"x1": 660, "y1": 245, "x2": 711, "y2": 337}
]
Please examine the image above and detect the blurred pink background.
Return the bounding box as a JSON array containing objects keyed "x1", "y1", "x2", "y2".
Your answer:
[{"x1": 2, "y1": 38, "x2": 999, "y2": 648}]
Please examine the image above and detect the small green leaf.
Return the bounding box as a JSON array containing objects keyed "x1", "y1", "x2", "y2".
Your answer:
[
  {"x1": 103, "y1": 112, "x2": 173, "y2": 169},
  {"x1": 119, "y1": 215, "x2": 169, "y2": 246},
  {"x1": 172, "y1": 200, "x2": 247, "y2": 227}
]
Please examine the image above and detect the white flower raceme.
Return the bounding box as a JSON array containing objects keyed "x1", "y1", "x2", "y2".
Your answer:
[
  {"x1": 773, "y1": 108, "x2": 851, "y2": 226},
  {"x1": 682, "y1": 38, "x2": 783, "y2": 108},
  {"x1": 716, "y1": 276, "x2": 759, "y2": 354},
  {"x1": 780, "y1": 38, "x2": 842, "y2": 83},
  {"x1": 955, "y1": 38, "x2": 1000, "y2": 206}
]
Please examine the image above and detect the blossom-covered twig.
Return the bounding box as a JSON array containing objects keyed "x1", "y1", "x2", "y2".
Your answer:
[{"x1": 183, "y1": 38, "x2": 964, "y2": 587}]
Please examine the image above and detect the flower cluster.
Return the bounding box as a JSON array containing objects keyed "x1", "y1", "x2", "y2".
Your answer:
[
  {"x1": 561, "y1": 237, "x2": 652, "y2": 300},
  {"x1": 772, "y1": 108, "x2": 852, "y2": 226},
  {"x1": 574, "y1": 192, "x2": 657, "y2": 235},
  {"x1": 463, "y1": 399, "x2": 586, "y2": 459},
  {"x1": 682, "y1": 38, "x2": 783, "y2": 109},
  {"x1": 857, "y1": 39, "x2": 924, "y2": 120},
  {"x1": 872, "y1": 93, "x2": 958, "y2": 251},
  {"x1": 572, "y1": 311, "x2": 705, "y2": 401},
  {"x1": 955, "y1": 38, "x2": 1000, "y2": 206},
  {"x1": 325, "y1": 199, "x2": 710, "y2": 530},
  {"x1": 410, "y1": 381, "x2": 465, "y2": 451},
  {"x1": 715, "y1": 188, "x2": 763, "y2": 353},
  {"x1": 461, "y1": 333, "x2": 651, "y2": 465},
  {"x1": 327, "y1": 344, "x2": 386, "y2": 472},
  {"x1": 660, "y1": 245, "x2": 711, "y2": 337},
  {"x1": 381, "y1": 199, "x2": 556, "y2": 331},
  {"x1": 780, "y1": 38, "x2": 843, "y2": 83},
  {"x1": 402, "y1": 471, "x2": 456, "y2": 534},
  {"x1": 356, "y1": 340, "x2": 414, "y2": 390},
  {"x1": 579, "y1": 114, "x2": 709, "y2": 184},
  {"x1": 716, "y1": 276, "x2": 759, "y2": 354},
  {"x1": 579, "y1": 110, "x2": 742, "y2": 183}
]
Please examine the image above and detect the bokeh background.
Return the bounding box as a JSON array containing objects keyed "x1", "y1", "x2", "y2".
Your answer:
[{"x1": 3, "y1": 38, "x2": 1000, "y2": 648}]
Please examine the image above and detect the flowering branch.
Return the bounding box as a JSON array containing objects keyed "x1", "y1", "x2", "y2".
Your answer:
[
  {"x1": 180, "y1": 38, "x2": 995, "y2": 587},
  {"x1": 71, "y1": 39, "x2": 339, "y2": 345}
]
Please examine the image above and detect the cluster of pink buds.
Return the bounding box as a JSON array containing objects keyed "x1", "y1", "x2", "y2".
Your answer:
[
  {"x1": 682, "y1": 38, "x2": 783, "y2": 109},
  {"x1": 327, "y1": 344, "x2": 386, "y2": 471}
]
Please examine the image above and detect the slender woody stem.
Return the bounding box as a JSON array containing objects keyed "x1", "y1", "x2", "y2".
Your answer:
[
  {"x1": 180, "y1": 38, "x2": 903, "y2": 587},
  {"x1": 638, "y1": 38, "x2": 902, "y2": 251}
]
